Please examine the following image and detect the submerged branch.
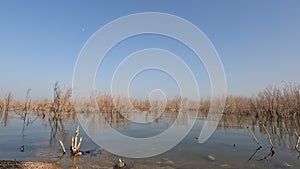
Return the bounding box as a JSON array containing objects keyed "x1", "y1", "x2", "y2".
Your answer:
[
  {"x1": 58, "y1": 139, "x2": 66, "y2": 154},
  {"x1": 247, "y1": 126, "x2": 262, "y2": 161},
  {"x1": 248, "y1": 146, "x2": 262, "y2": 161},
  {"x1": 247, "y1": 126, "x2": 262, "y2": 148},
  {"x1": 259, "y1": 123, "x2": 275, "y2": 160},
  {"x1": 262, "y1": 123, "x2": 274, "y2": 148},
  {"x1": 295, "y1": 131, "x2": 300, "y2": 159},
  {"x1": 258, "y1": 149, "x2": 275, "y2": 161},
  {"x1": 295, "y1": 131, "x2": 300, "y2": 149}
]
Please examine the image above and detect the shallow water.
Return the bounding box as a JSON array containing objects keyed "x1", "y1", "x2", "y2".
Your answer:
[{"x1": 0, "y1": 112, "x2": 299, "y2": 169}]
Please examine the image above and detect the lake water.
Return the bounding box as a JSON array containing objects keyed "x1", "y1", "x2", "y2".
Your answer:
[{"x1": 0, "y1": 112, "x2": 299, "y2": 169}]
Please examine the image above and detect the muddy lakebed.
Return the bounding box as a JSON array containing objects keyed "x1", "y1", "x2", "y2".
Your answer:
[{"x1": 0, "y1": 112, "x2": 299, "y2": 169}]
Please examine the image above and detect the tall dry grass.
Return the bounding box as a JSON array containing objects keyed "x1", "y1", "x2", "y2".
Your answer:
[{"x1": 0, "y1": 82, "x2": 300, "y2": 120}]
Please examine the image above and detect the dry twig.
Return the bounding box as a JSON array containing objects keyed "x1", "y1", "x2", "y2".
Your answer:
[
  {"x1": 247, "y1": 126, "x2": 262, "y2": 161},
  {"x1": 59, "y1": 139, "x2": 66, "y2": 154},
  {"x1": 71, "y1": 126, "x2": 83, "y2": 156},
  {"x1": 259, "y1": 123, "x2": 275, "y2": 160},
  {"x1": 247, "y1": 126, "x2": 262, "y2": 148},
  {"x1": 58, "y1": 126, "x2": 83, "y2": 156},
  {"x1": 295, "y1": 131, "x2": 300, "y2": 159},
  {"x1": 295, "y1": 131, "x2": 300, "y2": 149}
]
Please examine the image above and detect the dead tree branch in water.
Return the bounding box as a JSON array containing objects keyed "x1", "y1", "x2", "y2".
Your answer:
[
  {"x1": 295, "y1": 131, "x2": 300, "y2": 159},
  {"x1": 247, "y1": 126, "x2": 262, "y2": 161},
  {"x1": 295, "y1": 131, "x2": 300, "y2": 149},
  {"x1": 4, "y1": 92, "x2": 12, "y2": 113},
  {"x1": 59, "y1": 139, "x2": 66, "y2": 154},
  {"x1": 1, "y1": 92, "x2": 12, "y2": 127},
  {"x1": 24, "y1": 89, "x2": 31, "y2": 111},
  {"x1": 259, "y1": 123, "x2": 275, "y2": 161},
  {"x1": 262, "y1": 123, "x2": 274, "y2": 148},
  {"x1": 22, "y1": 89, "x2": 31, "y2": 122},
  {"x1": 247, "y1": 126, "x2": 262, "y2": 148},
  {"x1": 51, "y1": 82, "x2": 61, "y2": 115},
  {"x1": 248, "y1": 146, "x2": 262, "y2": 161}
]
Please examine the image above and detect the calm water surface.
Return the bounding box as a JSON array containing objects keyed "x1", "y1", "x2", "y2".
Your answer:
[{"x1": 0, "y1": 112, "x2": 299, "y2": 169}]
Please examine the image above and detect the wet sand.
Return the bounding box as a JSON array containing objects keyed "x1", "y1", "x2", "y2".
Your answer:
[{"x1": 0, "y1": 160, "x2": 60, "y2": 169}]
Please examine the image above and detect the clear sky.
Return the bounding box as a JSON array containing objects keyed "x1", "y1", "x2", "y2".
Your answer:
[{"x1": 0, "y1": 0, "x2": 300, "y2": 100}]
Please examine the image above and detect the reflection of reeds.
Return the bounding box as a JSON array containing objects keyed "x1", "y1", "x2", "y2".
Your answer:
[{"x1": 1, "y1": 81, "x2": 300, "y2": 161}]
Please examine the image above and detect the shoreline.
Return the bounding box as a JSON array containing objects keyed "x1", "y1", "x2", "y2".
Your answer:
[{"x1": 0, "y1": 160, "x2": 60, "y2": 169}]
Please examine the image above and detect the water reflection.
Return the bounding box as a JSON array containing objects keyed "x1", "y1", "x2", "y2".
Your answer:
[
  {"x1": 0, "y1": 110, "x2": 300, "y2": 168},
  {"x1": 1, "y1": 110, "x2": 300, "y2": 150},
  {"x1": 0, "y1": 110, "x2": 9, "y2": 127},
  {"x1": 219, "y1": 115, "x2": 300, "y2": 149}
]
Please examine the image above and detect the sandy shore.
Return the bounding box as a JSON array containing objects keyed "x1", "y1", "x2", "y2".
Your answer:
[{"x1": 0, "y1": 160, "x2": 60, "y2": 169}]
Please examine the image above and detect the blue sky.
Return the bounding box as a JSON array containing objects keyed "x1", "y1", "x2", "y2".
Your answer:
[{"x1": 0, "y1": 0, "x2": 300, "y2": 100}]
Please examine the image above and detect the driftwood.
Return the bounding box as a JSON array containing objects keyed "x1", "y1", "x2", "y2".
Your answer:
[
  {"x1": 59, "y1": 126, "x2": 83, "y2": 156},
  {"x1": 71, "y1": 126, "x2": 83, "y2": 156},
  {"x1": 115, "y1": 158, "x2": 126, "y2": 169}
]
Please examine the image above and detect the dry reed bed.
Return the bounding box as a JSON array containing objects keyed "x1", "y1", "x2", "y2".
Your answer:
[
  {"x1": 0, "y1": 82, "x2": 300, "y2": 120},
  {"x1": 0, "y1": 82, "x2": 300, "y2": 161}
]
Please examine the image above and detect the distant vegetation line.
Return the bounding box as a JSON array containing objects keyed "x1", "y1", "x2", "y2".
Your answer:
[{"x1": 0, "y1": 82, "x2": 300, "y2": 119}]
